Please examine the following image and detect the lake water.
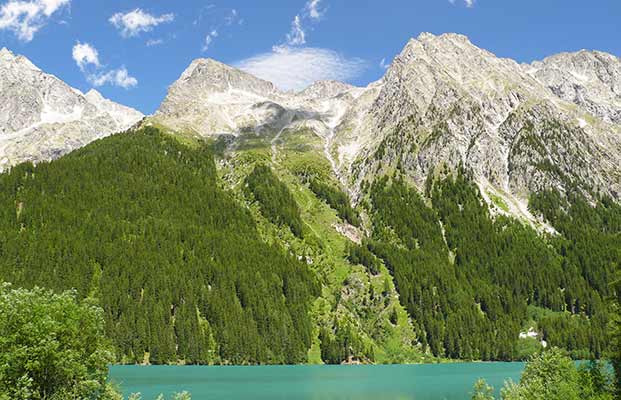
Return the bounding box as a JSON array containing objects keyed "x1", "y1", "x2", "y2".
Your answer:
[{"x1": 109, "y1": 362, "x2": 525, "y2": 400}]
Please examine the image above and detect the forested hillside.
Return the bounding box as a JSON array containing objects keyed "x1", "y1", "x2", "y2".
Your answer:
[
  {"x1": 0, "y1": 125, "x2": 618, "y2": 365},
  {"x1": 360, "y1": 170, "x2": 615, "y2": 360},
  {"x1": 0, "y1": 127, "x2": 318, "y2": 365}
]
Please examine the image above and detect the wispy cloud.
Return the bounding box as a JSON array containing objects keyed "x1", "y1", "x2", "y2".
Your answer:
[
  {"x1": 449, "y1": 0, "x2": 475, "y2": 7},
  {"x1": 89, "y1": 67, "x2": 137, "y2": 89},
  {"x1": 305, "y1": 0, "x2": 325, "y2": 20},
  {"x1": 236, "y1": 47, "x2": 366, "y2": 92},
  {"x1": 224, "y1": 9, "x2": 239, "y2": 26},
  {"x1": 282, "y1": 0, "x2": 327, "y2": 47},
  {"x1": 238, "y1": 0, "x2": 366, "y2": 91},
  {"x1": 198, "y1": 8, "x2": 239, "y2": 52},
  {"x1": 202, "y1": 29, "x2": 218, "y2": 52},
  {"x1": 285, "y1": 15, "x2": 305, "y2": 46},
  {"x1": 109, "y1": 8, "x2": 174, "y2": 38},
  {"x1": 379, "y1": 57, "x2": 390, "y2": 70},
  {"x1": 146, "y1": 38, "x2": 163, "y2": 47},
  {"x1": 72, "y1": 41, "x2": 138, "y2": 89},
  {"x1": 0, "y1": 0, "x2": 70, "y2": 42}
]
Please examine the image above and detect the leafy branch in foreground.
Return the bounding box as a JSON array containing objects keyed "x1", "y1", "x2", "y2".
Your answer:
[
  {"x1": 0, "y1": 283, "x2": 118, "y2": 400},
  {"x1": 0, "y1": 283, "x2": 193, "y2": 400},
  {"x1": 471, "y1": 348, "x2": 615, "y2": 400}
]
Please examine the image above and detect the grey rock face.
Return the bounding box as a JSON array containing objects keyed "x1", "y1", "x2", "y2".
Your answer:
[
  {"x1": 0, "y1": 47, "x2": 143, "y2": 169},
  {"x1": 151, "y1": 34, "x2": 621, "y2": 217},
  {"x1": 528, "y1": 50, "x2": 621, "y2": 123},
  {"x1": 347, "y1": 33, "x2": 621, "y2": 209}
]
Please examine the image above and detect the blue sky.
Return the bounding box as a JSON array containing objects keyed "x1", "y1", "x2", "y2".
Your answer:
[{"x1": 1, "y1": 0, "x2": 620, "y2": 114}]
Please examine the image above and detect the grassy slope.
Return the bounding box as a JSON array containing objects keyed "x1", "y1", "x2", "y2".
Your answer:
[{"x1": 214, "y1": 128, "x2": 428, "y2": 364}]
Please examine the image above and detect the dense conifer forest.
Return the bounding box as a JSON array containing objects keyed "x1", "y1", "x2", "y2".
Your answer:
[
  {"x1": 0, "y1": 126, "x2": 618, "y2": 365},
  {"x1": 0, "y1": 128, "x2": 318, "y2": 365},
  {"x1": 245, "y1": 165, "x2": 305, "y2": 238},
  {"x1": 308, "y1": 178, "x2": 361, "y2": 227},
  {"x1": 360, "y1": 171, "x2": 615, "y2": 360}
]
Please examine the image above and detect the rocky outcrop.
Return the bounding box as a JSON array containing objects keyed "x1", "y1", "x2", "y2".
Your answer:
[
  {"x1": 0, "y1": 48, "x2": 143, "y2": 169},
  {"x1": 345, "y1": 33, "x2": 621, "y2": 203},
  {"x1": 150, "y1": 34, "x2": 621, "y2": 208},
  {"x1": 528, "y1": 50, "x2": 621, "y2": 124}
]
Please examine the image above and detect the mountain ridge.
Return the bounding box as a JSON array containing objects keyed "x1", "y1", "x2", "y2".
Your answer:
[
  {"x1": 0, "y1": 47, "x2": 143, "y2": 170},
  {"x1": 1, "y1": 33, "x2": 620, "y2": 207},
  {"x1": 147, "y1": 32, "x2": 620, "y2": 227}
]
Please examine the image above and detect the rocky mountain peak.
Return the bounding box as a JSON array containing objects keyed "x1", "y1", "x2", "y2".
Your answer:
[
  {"x1": 528, "y1": 49, "x2": 621, "y2": 123},
  {"x1": 298, "y1": 80, "x2": 356, "y2": 100},
  {"x1": 0, "y1": 47, "x2": 40, "y2": 72},
  {"x1": 0, "y1": 47, "x2": 13, "y2": 59},
  {"x1": 177, "y1": 57, "x2": 277, "y2": 96},
  {"x1": 339, "y1": 33, "x2": 621, "y2": 213},
  {"x1": 0, "y1": 48, "x2": 143, "y2": 169},
  {"x1": 85, "y1": 88, "x2": 105, "y2": 101},
  {"x1": 398, "y1": 32, "x2": 480, "y2": 61}
]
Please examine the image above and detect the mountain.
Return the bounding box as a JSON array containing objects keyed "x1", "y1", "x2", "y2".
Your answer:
[
  {"x1": 0, "y1": 47, "x2": 143, "y2": 170},
  {"x1": 149, "y1": 33, "x2": 621, "y2": 228},
  {"x1": 528, "y1": 49, "x2": 621, "y2": 124},
  {"x1": 0, "y1": 34, "x2": 619, "y2": 365}
]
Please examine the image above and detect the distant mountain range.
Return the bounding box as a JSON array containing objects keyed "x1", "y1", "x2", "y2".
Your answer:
[{"x1": 3, "y1": 33, "x2": 619, "y2": 218}]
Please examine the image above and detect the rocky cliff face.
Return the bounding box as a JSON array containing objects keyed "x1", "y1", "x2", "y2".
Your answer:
[
  {"x1": 150, "y1": 33, "x2": 621, "y2": 222},
  {"x1": 0, "y1": 48, "x2": 143, "y2": 169},
  {"x1": 346, "y1": 33, "x2": 620, "y2": 215},
  {"x1": 528, "y1": 50, "x2": 621, "y2": 124}
]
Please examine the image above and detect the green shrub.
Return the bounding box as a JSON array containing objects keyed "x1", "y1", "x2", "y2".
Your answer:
[{"x1": 0, "y1": 284, "x2": 118, "y2": 400}]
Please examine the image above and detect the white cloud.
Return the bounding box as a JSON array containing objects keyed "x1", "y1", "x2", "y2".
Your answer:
[
  {"x1": 109, "y1": 8, "x2": 174, "y2": 37},
  {"x1": 236, "y1": 47, "x2": 366, "y2": 92},
  {"x1": 286, "y1": 15, "x2": 305, "y2": 46},
  {"x1": 72, "y1": 41, "x2": 99, "y2": 71},
  {"x1": 0, "y1": 0, "x2": 69, "y2": 42},
  {"x1": 449, "y1": 0, "x2": 475, "y2": 7},
  {"x1": 305, "y1": 0, "x2": 324, "y2": 20},
  {"x1": 72, "y1": 41, "x2": 137, "y2": 89},
  {"x1": 280, "y1": 0, "x2": 326, "y2": 48},
  {"x1": 202, "y1": 29, "x2": 218, "y2": 52},
  {"x1": 379, "y1": 57, "x2": 390, "y2": 70},
  {"x1": 195, "y1": 7, "x2": 239, "y2": 52},
  {"x1": 89, "y1": 67, "x2": 137, "y2": 89}
]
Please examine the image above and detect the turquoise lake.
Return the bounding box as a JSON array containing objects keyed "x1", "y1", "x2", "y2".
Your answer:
[{"x1": 109, "y1": 362, "x2": 525, "y2": 399}]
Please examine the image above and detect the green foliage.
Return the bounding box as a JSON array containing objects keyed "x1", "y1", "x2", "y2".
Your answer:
[
  {"x1": 319, "y1": 322, "x2": 374, "y2": 364},
  {"x1": 474, "y1": 349, "x2": 614, "y2": 400},
  {"x1": 347, "y1": 242, "x2": 382, "y2": 275},
  {"x1": 245, "y1": 164, "x2": 305, "y2": 237},
  {"x1": 578, "y1": 361, "x2": 615, "y2": 400},
  {"x1": 471, "y1": 378, "x2": 495, "y2": 400},
  {"x1": 0, "y1": 128, "x2": 318, "y2": 365},
  {"x1": 515, "y1": 338, "x2": 543, "y2": 361},
  {"x1": 368, "y1": 175, "x2": 493, "y2": 359},
  {"x1": 611, "y1": 267, "x2": 621, "y2": 398},
  {"x1": 362, "y1": 169, "x2": 615, "y2": 360},
  {"x1": 501, "y1": 349, "x2": 614, "y2": 400},
  {"x1": 529, "y1": 190, "x2": 621, "y2": 298},
  {"x1": 0, "y1": 284, "x2": 118, "y2": 400},
  {"x1": 507, "y1": 348, "x2": 582, "y2": 400},
  {"x1": 308, "y1": 178, "x2": 360, "y2": 226}
]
